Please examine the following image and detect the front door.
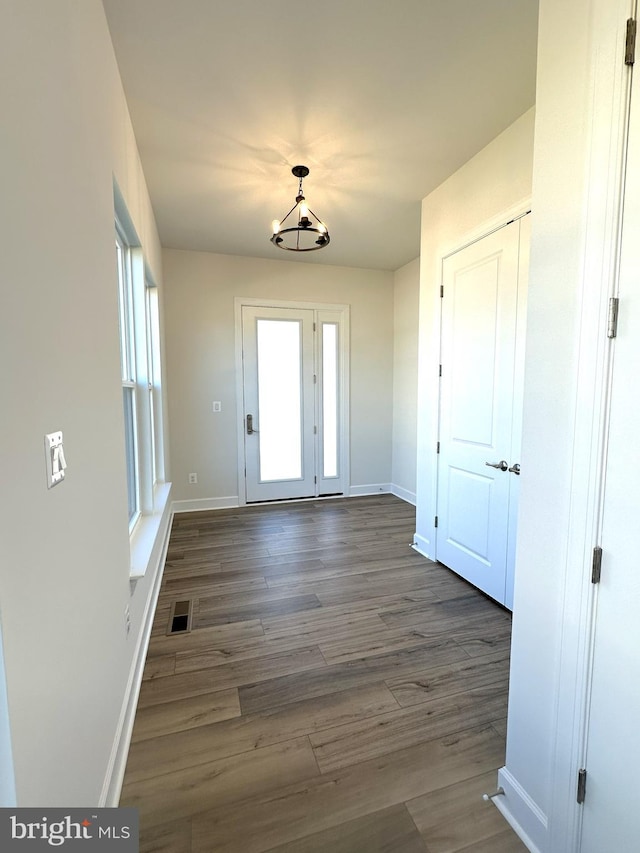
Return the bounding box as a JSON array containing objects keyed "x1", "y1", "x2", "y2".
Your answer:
[
  {"x1": 242, "y1": 306, "x2": 316, "y2": 502},
  {"x1": 436, "y1": 216, "x2": 528, "y2": 606}
]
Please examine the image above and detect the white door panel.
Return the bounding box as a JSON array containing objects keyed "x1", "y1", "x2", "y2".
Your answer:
[
  {"x1": 242, "y1": 307, "x2": 316, "y2": 502},
  {"x1": 581, "y1": 43, "x2": 640, "y2": 852},
  {"x1": 437, "y1": 218, "x2": 525, "y2": 606}
]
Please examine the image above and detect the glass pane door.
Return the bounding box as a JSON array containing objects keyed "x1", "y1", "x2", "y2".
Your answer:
[
  {"x1": 256, "y1": 318, "x2": 303, "y2": 481},
  {"x1": 242, "y1": 306, "x2": 316, "y2": 502}
]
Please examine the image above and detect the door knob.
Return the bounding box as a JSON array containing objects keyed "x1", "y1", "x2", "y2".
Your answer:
[
  {"x1": 508, "y1": 463, "x2": 521, "y2": 475},
  {"x1": 485, "y1": 460, "x2": 509, "y2": 471}
]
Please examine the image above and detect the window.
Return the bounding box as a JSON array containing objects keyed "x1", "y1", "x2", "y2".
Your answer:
[
  {"x1": 115, "y1": 217, "x2": 165, "y2": 534},
  {"x1": 145, "y1": 281, "x2": 164, "y2": 487},
  {"x1": 115, "y1": 224, "x2": 139, "y2": 525}
]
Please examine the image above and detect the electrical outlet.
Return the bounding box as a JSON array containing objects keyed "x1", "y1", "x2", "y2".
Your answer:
[{"x1": 188, "y1": 473, "x2": 198, "y2": 484}]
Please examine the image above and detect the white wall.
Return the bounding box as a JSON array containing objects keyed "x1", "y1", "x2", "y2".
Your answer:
[
  {"x1": 391, "y1": 258, "x2": 420, "y2": 503},
  {"x1": 414, "y1": 108, "x2": 535, "y2": 555},
  {"x1": 163, "y1": 249, "x2": 395, "y2": 503},
  {"x1": 0, "y1": 1, "x2": 168, "y2": 805}
]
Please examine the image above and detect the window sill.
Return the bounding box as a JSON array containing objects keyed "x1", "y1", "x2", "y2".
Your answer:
[{"x1": 129, "y1": 482, "x2": 173, "y2": 580}]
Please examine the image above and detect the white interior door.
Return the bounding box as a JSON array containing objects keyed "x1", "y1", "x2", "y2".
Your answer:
[
  {"x1": 242, "y1": 306, "x2": 316, "y2": 502},
  {"x1": 436, "y1": 217, "x2": 527, "y2": 606},
  {"x1": 580, "y1": 40, "x2": 640, "y2": 851}
]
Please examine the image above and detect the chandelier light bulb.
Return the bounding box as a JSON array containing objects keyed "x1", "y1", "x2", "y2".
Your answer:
[{"x1": 271, "y1": 219, "x2": 281, "y2": 235}]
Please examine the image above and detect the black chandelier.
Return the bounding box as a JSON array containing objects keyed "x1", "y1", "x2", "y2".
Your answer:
[{"x1": 270, "y1": 165, "x2": 330, "y2": 252}]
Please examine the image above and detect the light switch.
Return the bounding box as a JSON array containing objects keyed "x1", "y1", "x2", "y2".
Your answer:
[
  {"x1": 212, "y1": 401, "x2": 222, "y2": 413},
  {"x1": 45, "y1": 431, "x2": 66, "y2": 488}
]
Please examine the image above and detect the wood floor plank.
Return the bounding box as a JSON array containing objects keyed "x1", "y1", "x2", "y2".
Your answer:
[
  {"x1": 142, "y1": 653, "x2": 176, "y2": 681},
  {"x1": 217, "y1": 556, "x2": 326, "y2": 575},
  {"x1": 190, "y1": 724, "x2": 506, "y2": 853},
  {"x1": 263, "y1": 804, "x2": 428, "y2": 853},
  {"x1": 194, "y1": 593, "x2": 322, "y2": 628},
  {"x1": 148, "y1": 619, "x2": 265, "y2": 658},
  {"x1": 138, "y1": 819, "x2": 192, "y2": 853},
  {"x1": 162, "y1": 574, "x2": 267, "y2": 595},
  {"x1": 318, "y1": 622, "x2": 463, "y2": 665},
  {"x1": 264, "y1": 555, "x2": 428, "y2": 587},
  {"x1": 385, "y1": 651, "x2": 510, "y2": 707},
  {"x1": 309, "y1": 684, "x2": 509, "y2": 774},
  {"x1": 261, "y1": 610, "x2": 389, "y2": 647},
  {"x1": 260, "y1": 592, "x2": 439, "y2": 640},
  {"x1": 450, "y1": 622, "x2": 513, "y2": 658},
  {"x1": 169, "y1": 614, "x2": 390, "y2": 674},
  {"x1": 125, "y1": 682, "x2": 399, "y2": 783},
  {"x1": 491, "y1": 717, "x2": 508, "y2": 737},
  {"x1": 266, "y1": 567, "x2": 445, "y2": 604},
  {"x1": 456, "y1": 828, "x2": 529, "y2": 852},
  {"x1": 406, "y1": 770, "x2": 523, "y2": 853},
  {"x1": 121, "y1": 736, "x2": 320, "y2": 828},
  {"x1": 138, "y1": 646, "x2": 326, "y2": 708},
  {"x1": 167, "y1": 542, "x2": 271, "y2": 561},
  {"x1": 130, "y1": 688, "x2": 241, "y2": 743},
  {"x1": 380, "y1": 593, "x2": 503, "y2": 631},
  {"x1": 239, "y1": 640, "x2": 470, "y2": 715},
  {"x1": 316, "y1": 573, "x2": 442, "y2": 605}
]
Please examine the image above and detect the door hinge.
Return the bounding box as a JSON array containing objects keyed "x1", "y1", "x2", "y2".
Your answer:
[
  {"x1": 437, "y1": 441, "x2": 440, "y2": 454},
  {"x1": 440, "y1": 285, "x2": 444, "y2": 298},
  {"x1": 313, "y1": 374, "x2": 317, "y2": 384},
  {"x1": 434, "y1": 515, "x2": 438, "y2": 528},
  {"x1": 313, "y1": 322, "x2": 317, "y2": 331},
  {"x1": 439, "y1": 364, "x2": 442, "y2": 377},
  {"x1": 314, "y1": 425, "x2": 317, "y2": 434},
  {"x1": 626, "y1": 18, "x2": 636, "y2": 65},
  {"x1": 607, "y1": 297, "x2": 619, "y2": 338},
  {"x1": 591, "y1": 546, "x2": 603, "y2": 584},
  {"x1": 577, "y1": 768, "x2": 587, "y2": 804},
  {"x1": 314, "y1": 475, "x2": 317, "y2": 484}
]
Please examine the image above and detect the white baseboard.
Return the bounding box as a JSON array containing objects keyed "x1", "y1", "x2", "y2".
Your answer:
[
  {"x1": 348, "y1": 484, "x2": 391, "y2": 497},
  {"x1": 495, "y1": 767, "x2": 547, "y2": 853},
  {"x1": 412, "y1": 533, "x2": 434, "y2": 561},
  {"x1": 172, "y1": 496, "x2": 239, "y2": 513},
  {"x1": 390, "y1": 484, "x2": 416, "y2": 505},
  {"x1": 100, "y1": 495, "x2": 173, "y2": 807}
]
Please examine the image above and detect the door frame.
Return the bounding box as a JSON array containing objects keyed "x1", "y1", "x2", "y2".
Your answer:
[{"x1": 234, "y1": 297, "x2": 350, "y2": 506}]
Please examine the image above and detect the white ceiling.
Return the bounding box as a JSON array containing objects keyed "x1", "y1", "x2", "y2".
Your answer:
[{"x1": 102, "y1": 0, "x2": 538, "y2": 271}]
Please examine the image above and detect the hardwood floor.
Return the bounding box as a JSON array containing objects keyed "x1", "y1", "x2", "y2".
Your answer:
[{"x1": 121, "y1": 495, "x2": 527, "y2": 853}]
